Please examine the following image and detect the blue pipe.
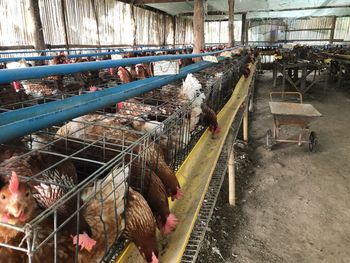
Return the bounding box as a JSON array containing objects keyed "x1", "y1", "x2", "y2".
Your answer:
[
  {"x1": 0, "y1": 48, "x2": 233, "y2": 84},
  {"x1": 0, "y1": 56, "x2": 228, "y2": 143},
  {"x1": 0, "y1": 45, "x2": 192, "y2": 55},
  {"x1": 0, "y1": 47, "x2": 188, "y2": 63},
  {"x1": 0, "y1": 48, "x2": 122, "y2": 55},
  {"x1": 0, "y1": 48, "x2": 113, "y2": 55}
]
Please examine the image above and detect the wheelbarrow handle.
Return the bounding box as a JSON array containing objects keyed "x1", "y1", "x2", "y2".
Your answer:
[{"x1": 269, "y1": 92, "x2": 303, "y2": 103}]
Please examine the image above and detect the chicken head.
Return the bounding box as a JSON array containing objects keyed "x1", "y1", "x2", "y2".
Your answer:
[{"x1": 0, "y1": 171, "x2": 35, "y2": 224}]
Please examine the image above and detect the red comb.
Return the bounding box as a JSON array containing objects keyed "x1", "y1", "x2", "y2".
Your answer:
[
  {"x1": 89, "y1": 86, "x2": 97, "y2": 92},
  {"x1": 9, "y1": 171, "x2": 19, "y2": 195},
  {"x1": 117, "y1": 102, "x2": 124, "y2": 109}
]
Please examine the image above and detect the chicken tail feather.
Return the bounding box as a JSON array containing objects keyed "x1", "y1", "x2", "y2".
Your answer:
[{"x1": 163, "y1": 213, "x2": 178, "y2": 234}]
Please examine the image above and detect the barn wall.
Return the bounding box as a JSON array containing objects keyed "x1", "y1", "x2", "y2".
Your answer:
[
  {"x1": 205, "y1": 16, "x2": 350, "y2": 45},
  {"x1": 0, "y1": 0, "x2": 194, "y2": 49},
  {"x1": 205, "y1": 21, "x2": 241, "y2": 44}
]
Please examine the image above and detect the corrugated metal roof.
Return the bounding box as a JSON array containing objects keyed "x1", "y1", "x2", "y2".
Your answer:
[{"x1": 144, "y1": 0, "x2": 350, "y2": 20}]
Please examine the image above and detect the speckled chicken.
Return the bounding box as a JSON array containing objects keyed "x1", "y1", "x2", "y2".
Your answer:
[
  {"x1": 56, "y1": 115, "x2": 182, "y2": 200},
  {"x1": 124, "y1": 188, "x2": 159, "y2": 263}
]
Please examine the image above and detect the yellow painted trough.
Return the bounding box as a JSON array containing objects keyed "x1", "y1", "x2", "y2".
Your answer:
[{"x1": 116, "y1": 62, "x2": 257, "y2": 263}]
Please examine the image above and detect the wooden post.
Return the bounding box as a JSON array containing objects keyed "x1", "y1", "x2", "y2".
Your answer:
[
  {"x1": 228, "y1": 145, "x2": 235, "y2": 206},
  {"x1": 241, "y1": 13, "x2": 246, "y2": 45},
  {"x1": 245, "y1": 19, "x2": 249, "y2": 45},
  {"x1": 131, "y1": 5, "x2": 137, "y2": 47},
  {"x1": 193, "y1": 0, "x2": 205, "y2": 59},
  {"x1": 284, "y1": 24, "x2": 288, "y2": 43},
  {"x1": 91, "y1": 0, "x2": 101, "y2": 46},
  {"x1": 60, "y1": 0, "x2": 69, "y2": 50},
  {"x1": 173, "y1": 16, "x2": 176, "y2": 47},
  {"x1": 28, "y1": 0, "x2": 46, "y2": 51},
  {"x1": 329, "y1": 16, "x2": 336, "y2": 44},
  {"x1": 228, "y1": 0, "x2": 235, "y2": 47},
  {"x1": 243, "y1": 106, "x2": 248, "y2": 142},
  {"x1": 163, "y1": 14, "x2": 167, "y2": 46}
]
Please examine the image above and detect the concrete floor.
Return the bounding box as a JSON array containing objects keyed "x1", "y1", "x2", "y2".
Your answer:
[{"x1": 230, "y1": 72, "x2": 350, "y2": 263}]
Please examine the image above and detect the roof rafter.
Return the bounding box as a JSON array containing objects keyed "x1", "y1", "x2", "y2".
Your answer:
[
  {"x1": 132, "y1": 0, "x2": 187, "y2": 4},
  {"x1": 179, "y1": 4, "x2": 350, "y2": 16}
]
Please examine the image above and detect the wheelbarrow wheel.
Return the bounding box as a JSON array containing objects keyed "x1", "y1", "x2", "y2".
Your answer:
[
  {"x1": 266, "y1": 129, "x2": 274, "y2": 150},
  {"x1": 309, "y1": 131, "x2": 317, "y2": 152}
]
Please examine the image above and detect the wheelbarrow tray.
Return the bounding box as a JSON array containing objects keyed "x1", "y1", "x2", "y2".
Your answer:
[{"x1": 269, "y1": 102, "x2": 322, "y2": 126}]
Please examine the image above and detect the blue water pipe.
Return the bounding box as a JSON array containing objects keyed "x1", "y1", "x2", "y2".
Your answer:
[
  {"x1": 0, "y1": 47, "x2": 189, "y2": 63},
  {"x1": 0, "y1": 48, "x2": 234, "y2": 84},
  {"x1": 0, "y1": 55, "x2": 231, "y2": 143}
]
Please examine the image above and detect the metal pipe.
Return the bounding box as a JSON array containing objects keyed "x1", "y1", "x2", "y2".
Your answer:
[
  {"x1": 0, "y1": 56, "x2": 228, "y2": 143},
  {"x1": 0, "y1": 48, "x2": 234, "y2": 84},
  {"x1": 0, "y1": 47, "x2": 188, "y2": 63}
]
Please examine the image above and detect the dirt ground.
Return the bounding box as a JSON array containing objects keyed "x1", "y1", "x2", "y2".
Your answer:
[{"x1": 197, "y1": 71, "x2": 350, "y2": 263}]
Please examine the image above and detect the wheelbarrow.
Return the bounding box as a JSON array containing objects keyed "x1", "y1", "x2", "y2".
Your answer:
[{"x1": 266, "y1": 92, "x2": 322, "y2": 152}]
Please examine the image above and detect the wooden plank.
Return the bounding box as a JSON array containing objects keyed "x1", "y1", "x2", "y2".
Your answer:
[{"x1": 269, "y1": 102, "x2": 322, "y2": 117}]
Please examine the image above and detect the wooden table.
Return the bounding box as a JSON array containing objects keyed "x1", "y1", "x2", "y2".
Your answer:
[{"x1": 273, "y1": 60, "x2": 324, "y2": 93}]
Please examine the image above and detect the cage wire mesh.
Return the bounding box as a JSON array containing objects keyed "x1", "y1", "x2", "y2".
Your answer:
[{"x1": 0, "y1": 54, "x2": 250, "y2": 262}]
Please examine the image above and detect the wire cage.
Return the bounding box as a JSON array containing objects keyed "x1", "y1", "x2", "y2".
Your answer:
[{"x1": 0, "y1": 55, "x2": 247, "y2": 262}]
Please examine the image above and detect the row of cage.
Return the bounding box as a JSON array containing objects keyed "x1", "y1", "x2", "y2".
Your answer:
[{"x1": 0, "y1": 52, "x2": 251, "y2": 262}]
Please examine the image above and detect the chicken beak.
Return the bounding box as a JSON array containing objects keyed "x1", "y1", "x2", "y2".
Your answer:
[
  {"x1": 8, "y1": 206, "x2": 23, "y2": 218},
  {"x1": 7, "y1": 198, "x2": 25, "y2": 219}
]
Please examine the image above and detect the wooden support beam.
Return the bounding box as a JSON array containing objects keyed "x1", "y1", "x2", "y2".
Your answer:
[
  {"x1": 181, "y1": 10, "x2": 228, "y2": 16},
  {"x1": 90, "y1": 0, "x2": 101, "y2": 46},
  {"x1": 330, "y1": 16, "x2": 337, "y2": 44},
  {"x1": 241, "y1": 13, "x2": 246, "y2": 45},
  {"x1": 133, "y1": 0, "x2": 187, "y2": 4},
  {"x1": 28, "y1": 0, "x2": 46, "y2": 51},
  {"x1": 243, "y1": 106, "x2": 248, "y2": 142},
  {"x1": 131, "y1": 6, "x2": 137, "y2": 46},
  {"x1": 117, "y1": 0, "x2": 169, "y2": 15},
  {"x1": 245, "y1": 20, "x2": 249, "y2": 45},
  {"x1": 286, "y1": 28, "x2": 333, "y2": 32},
  {"x1": 173, "y1": 16, "x2": 176, "y2": 47},
  {"x1": 60, "y1": 0, "x2": 69, "y2": 50},
  {"x1": 193, "y1": 0, "x2": 205, "y2": 59},
  {"x1": 284, "y1": 24, "x2": 288, "y2": 43},
  {"x1": 228, "y1": 0, "x2": 235, "y2": 47},
  {"x1": 180, "y1": 4, "x2": 350, "y2": 16},
  {"x1": 249, "y1": 4, "x2": 350, "y2": 13},
  {"x1": 228, "y1": 145, "x2": 235, "y2": 206},
  {"x1": 162, "y1": 14, "x2": 167, "y2": 46}
]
